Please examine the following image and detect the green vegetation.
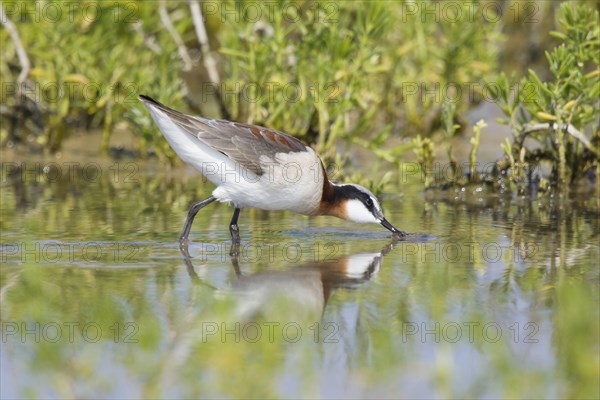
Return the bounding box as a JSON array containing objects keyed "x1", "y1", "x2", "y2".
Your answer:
[
  {"x1": 0, "y1": 0, "x2": 186, "y2": 158},
  {"x1": 2, "y1": 3, "x2": 598, "y2": 398},
  {"x1": 487, "y1": 2, "x2": 599, "y2": 192},
  {"x1": 1, "y1": 1, "x2": 598, "y2": 192}
]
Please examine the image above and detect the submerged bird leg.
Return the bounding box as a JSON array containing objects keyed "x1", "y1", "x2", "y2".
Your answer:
[
  {"x1": 179, "y1": 196, "x2": 217, "y2": 255},
  {"x1": 229, "y1": 241, "x2": 240, "y2": 261},
  {"x1": 229, "y1": 208, "x2": 241, "y2": 242},
  {"x1": 229, "y1": 244, "x2": 242, "y2": 276}
]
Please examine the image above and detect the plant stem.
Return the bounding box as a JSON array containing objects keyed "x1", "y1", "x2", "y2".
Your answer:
[
  {"x1": 159, "y1": 0, "x2": 193, "y2": 71},
  {"x1": 0, "y1": 1, "x2": 31, "y2": 95}
]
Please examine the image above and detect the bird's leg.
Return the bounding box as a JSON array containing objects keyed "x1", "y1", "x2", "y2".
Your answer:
[
  {"x1": 229, "y1": 244, "x2": 242, "y2": 276},
  {"x1": 179, "y1": 196, "x2": 217, "y2": 256},
  {"x1": 229, "y1": 240, "x2": 240, "y2": 259},
  {"x1": 229, "y1": 208, "x2": 241, "y2": 243}
]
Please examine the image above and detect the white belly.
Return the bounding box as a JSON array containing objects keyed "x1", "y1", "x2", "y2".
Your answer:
[{"x1": 212, "y1": 149, "x2": 325, "y2": 215}]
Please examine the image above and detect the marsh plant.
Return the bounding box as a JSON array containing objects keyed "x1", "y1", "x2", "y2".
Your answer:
[
  {"x1": 216, "y1": 0, "x2": 501, "y2": 175},
  {"x1": 1, "y1": 2, "x2": 498, "y2": 154},
  {"x1": 1, "y1": 1, "x2": 597, "y2": 193},
  {"x1": 486, "y1": 3, "x2": 599, "y2": 193},
  {"x1": 412, "y1": 2, "x2": 598, "y2": 195},
  {"x1": 0, "y1": 0, "x2": 187, "y2": 158}
]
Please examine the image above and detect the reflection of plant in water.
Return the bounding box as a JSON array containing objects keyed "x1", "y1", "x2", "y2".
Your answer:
[{"x1": 1, "y1": 167, "x2": 598, "y2": 398}]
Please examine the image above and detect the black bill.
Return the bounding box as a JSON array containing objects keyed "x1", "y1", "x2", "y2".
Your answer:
[{"x1": 380, "y1": 218, "x2": 406, "y2": 237}]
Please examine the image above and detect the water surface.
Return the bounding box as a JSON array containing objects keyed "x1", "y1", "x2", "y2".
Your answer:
[{"x1": 1, "y1": 162, "x2": 598, "y2": 399}]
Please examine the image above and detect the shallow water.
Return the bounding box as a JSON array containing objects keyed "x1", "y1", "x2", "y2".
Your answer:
[{"x1": 1, "y1": 162, "x2": 598, "y2": 399}]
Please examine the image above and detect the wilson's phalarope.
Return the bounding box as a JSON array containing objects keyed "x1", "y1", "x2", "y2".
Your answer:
[{"x1": 139, "y1": 95, "x2": 405, "y2": 246}]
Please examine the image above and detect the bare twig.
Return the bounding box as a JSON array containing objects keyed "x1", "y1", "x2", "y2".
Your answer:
[
  {"x1": 189, "y1": 0, "x2": 220, "y2": 85},
  {"x1": 524, "y1": 122, "x2": 594, "y2": 152},
  {"x1": 159, "y1": 0, "x2": 193, "y2": 71},
  {"x1": 0, "y1": 0, "x2": 31, "y2": 94},
  {"x1": 189, "y1": 0, "x2": 230, "y2": 119},
  {"x1": 131, "y1": 21, "x2": 162, "y2": 55}
]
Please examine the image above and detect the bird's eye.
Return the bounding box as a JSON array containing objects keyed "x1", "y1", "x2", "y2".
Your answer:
[{"x1": 365, "y1": 198, "x2": 373, "y2": 207}]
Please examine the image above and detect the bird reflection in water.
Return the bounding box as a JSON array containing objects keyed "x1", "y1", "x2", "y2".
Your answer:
[{"x1": 182, "y1": 239, "x2": 400, "y2": 324}]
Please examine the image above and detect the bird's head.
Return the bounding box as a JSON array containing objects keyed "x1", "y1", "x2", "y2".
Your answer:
[{"x1": 332, "y1": 184, "x2": 405, "y2": 236}]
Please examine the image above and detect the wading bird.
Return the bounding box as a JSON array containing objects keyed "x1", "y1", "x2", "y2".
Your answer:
[{"x1": 140, "y1": 95, "x2": 405, "y2": 248}]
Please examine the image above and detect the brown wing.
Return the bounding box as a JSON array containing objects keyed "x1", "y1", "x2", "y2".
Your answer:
[{"x1": 139, "y1": 95, "x2": 309, "y2": 175}]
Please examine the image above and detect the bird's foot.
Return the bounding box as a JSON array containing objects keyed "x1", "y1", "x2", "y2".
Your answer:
[
  {"x1": 229, "y1": 224, "x2": 240, "y2": 242},
  {"x1": 392, "y1": 231, "x2": 408, "y2": 241},
  {"x1": 229, "y1": 240, "x2": 240, "y2": 258},
  {"x1": 179, "y1": 237, "x2": 192, "y2": 258}
]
